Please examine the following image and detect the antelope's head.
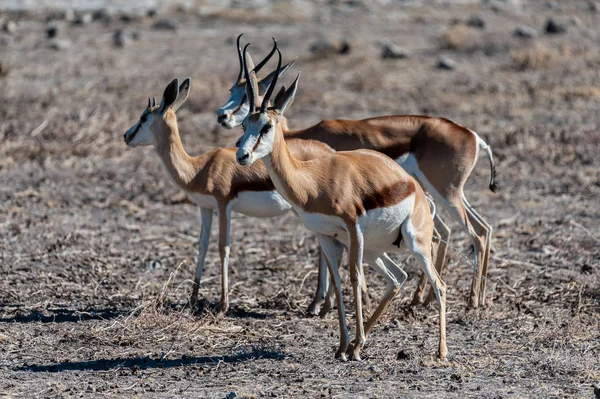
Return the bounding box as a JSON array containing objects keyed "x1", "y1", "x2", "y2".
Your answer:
[
  {"x1": 124, "y1": 78, "x2": 190, "y2": 147},
  {"x1": 236, "y1": 43, "x2": 299, "y2": 166},
  {"x1": 216, "y1": 34, "x2": 296, "y2": 129}
]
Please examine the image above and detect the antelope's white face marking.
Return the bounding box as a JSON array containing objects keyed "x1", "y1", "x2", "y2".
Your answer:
[
  {"x1": 236, "y1": 113, "x2": 276, "y2": 166},
  {"x1": 217, "y1": 83, "x2": 250, "y2": 129},
  {"x1": 124, "y1": 108, "x2": 156, "y2": 147}
]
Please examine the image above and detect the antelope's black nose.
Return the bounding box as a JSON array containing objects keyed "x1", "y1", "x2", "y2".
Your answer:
[
  {"x1": 237, "y1": 152, "x2": 250, "y2": 164},
  {"x1": 217, "y1": 114, "x2": 227, "y2": 123}
]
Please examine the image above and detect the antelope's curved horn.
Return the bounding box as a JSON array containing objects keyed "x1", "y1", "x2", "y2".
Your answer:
[
  {"x1": 236, "y1": 33, "x2": 244, "y2": 82},
  {"x1": 243, "y1": 43, "x2": 257, "y2": 113},
  {"x1": 152, "y1": 97, "x2": 156, "y2": 107},
  {"x1": 147, "y1": 97, "x2": 151, "y2": 109},
  {"x1": 254, "y1": 37, "x2": 277, "y2": 74},
  {"x1": 261, "y1": 46, "x2": 281, "y2": 113}
]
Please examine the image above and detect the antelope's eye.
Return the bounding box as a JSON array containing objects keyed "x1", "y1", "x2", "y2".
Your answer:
[
  {"x1": 140, "y1": 114, "x2": 147, "y2": 123},
  {"x1": 261, "y1": 124, "x2": 272, "y2": 134}
]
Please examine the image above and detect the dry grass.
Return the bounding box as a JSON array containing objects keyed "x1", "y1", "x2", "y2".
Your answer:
[
  {"x1": 439, "y1": 25, "x2": 479, "y2": 51},
  {"x1": 511, "y1": 45, "x2": 556, "y2": 70}
]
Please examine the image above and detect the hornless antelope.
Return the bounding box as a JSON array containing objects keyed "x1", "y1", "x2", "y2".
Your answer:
[
  {"x1": 218, "y1": 38, "x2": 497, "y2": 309},
  {"x1": 236, "y1": 45, "x2": 447, "y2": 361},
  {"x1": 123, "y1": 77, "x2": 335, "y2": 314}
]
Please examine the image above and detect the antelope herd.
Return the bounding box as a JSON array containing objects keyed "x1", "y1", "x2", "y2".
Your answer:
[{"x1": 123, "y1": 35, "x2": 497, "y2": 361}]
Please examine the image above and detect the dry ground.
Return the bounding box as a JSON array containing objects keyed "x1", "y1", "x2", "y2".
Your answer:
[{"x1": 0, "y1": 1, "x2": 599, "y2": 398}]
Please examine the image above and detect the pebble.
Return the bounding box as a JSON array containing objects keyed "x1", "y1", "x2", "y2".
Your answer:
[
  {"x1": 113, "y1": 29, "x2": 139, "y2": 48},
  {"x1": 309, "y1": 39, "x2": 351, "y2": 57},
  {"x1": 514, "y1": 25, "x2": 537, "y2": 38},
  {"x1": 467, "y1": 14, "x2": 486, "y2": 29},
  {"x1": 73, "y1": 13, "x2": 93, "y2": 26},
  {"x1": 381, "y1": 43, "x2": 409, "y2": 59},
  {"x1": 225, "y1": 392, "x2": 237, "y2": 399},
  {"x1": 437, "y1": 56, "x2": 456, "y2": 70},
  {"x1": 152, "y1": 19, "x2": 178, "y2": 31},
  {"x1": 3, "y1": 21, "x2": 17, "y2": 34},
  {"x1": 545, "y1": 18, "x2": 567, "y2": 34},
  {"x1": 47, "y1": 24, "x2": 59, "y2": 39}
]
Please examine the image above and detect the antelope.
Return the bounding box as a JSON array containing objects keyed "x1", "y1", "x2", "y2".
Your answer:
[
  {"x1": 218, "y1": 37, "x2": 497, "y2": 309},
  {"x1": 236, "y1": 44, "x2": 447, "y2": 361},
  {"x1": 123, "y1": 77, "x2": 336, "y2": 314}
]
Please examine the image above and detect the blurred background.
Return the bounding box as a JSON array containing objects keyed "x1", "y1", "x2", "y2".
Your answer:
[{"x1": 0, "y1": 0, "x2": 598, "y2": 397}]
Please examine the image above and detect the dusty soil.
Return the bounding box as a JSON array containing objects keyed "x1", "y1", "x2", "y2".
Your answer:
[{"x1": 1, "y1": 1, "x2": 599, "y2": 398}]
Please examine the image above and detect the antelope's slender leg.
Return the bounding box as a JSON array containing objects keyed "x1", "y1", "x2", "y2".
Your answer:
[
  {"x1": 317, "y1": 234, "x2": 350, "y2": 361},
  {"x1": 363, "y1": 252, "x2": 407, "y2": 338},
  {"x1": 423, "y1": 214, "x2": 451, "y2": 307},
  {"x1": 346, "y1": 223, "x2": 365, "y2": 361},
  {"x1": 307, "y1": 249, "x2": 329, "y2": 316},
  {"x1": 402, "y1": 220, "x2": 447, "y2": 360},
  {"x1": 191, "y1": 208, "x2": 214, "y2": 308},
  {"x1": 463, "y1": 196, "x2": 492, "y2": 306},
  {"x1": 216, "y1": 203, "x2": 232, "y2": 315},
  {"x1": 319, "y1": 238, "x2": 344, "y2": 318}
]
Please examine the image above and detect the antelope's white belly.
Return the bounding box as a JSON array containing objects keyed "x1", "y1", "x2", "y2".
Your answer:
[
  {"x1": 189, "y1": 193, "x2": 218, "y2": 210},
  {"x1": 294, "y1": 194, "x2": 415, "y2": 251},
  {"x1": 232, "y1": 190, "x2": 291, "y2": 218},
  {"x1": 188, "y1": 191, "x2": 291, "y2": 218}
]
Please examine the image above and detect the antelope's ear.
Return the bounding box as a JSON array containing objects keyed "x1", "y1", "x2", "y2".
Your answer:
[
  {"x1": 172, "y1": 77, "x2": 191, "y2": 112},
  {"x1": 159, "y1": 78, "x2": 179, "y2": 114},
  {"x1": 273, "y1": 73, "x2": 300, "y2": 116},
  {"x1": 273, "y1": 85, "x2": 286, "y2": 108},
  {"x1": 258, "y1": 58, "x2": 297, "y2": 92}
]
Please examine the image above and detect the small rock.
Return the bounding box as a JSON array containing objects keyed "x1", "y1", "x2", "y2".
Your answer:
[
  {"x1": 397, "y1": 350, "x2": 413, "y2": 360},
  {"x1": 225, "y1": 392, "x2": 237, "y2": 399},
  {"x1": 545, "y1": 18, "x2": 566, "y2": 34},
  {"x1": 309, "y1": 39, "x2": 351, "y2": 57},
  {"x1": 3, "y1": 21, "x2": 17, "y2": 34},
  {"x1": 113, "y1": 29, "x2": 130, "y2": 48},
  {"x1": 93, "y1": 9, "x2": 113, "y2": 25},
  {"x1": 381, "y1": 43, "x2": 409, "y2": 59},
  {"x1": 467, "y1": 14, "x2": 486, "y2": 29},
  {"x1": 589, "y1": 2, "x2": 600, "y2": 12},
  {"x1": 147, "y1": 8, "x2": 158, "y2": 18},
  {"x1": 513, "y1": 25, "x2": 537, "y2": 38},
  {"x1": 49, "y1": 39, "x2": 72, "y2": 51},
  {"x1": 581, "y1": 264, "x2": 594, "y2": 274},
  {"x1": 119, "y1": 12, "x2": 140, "y2": 23},
  {"x1": 46, "y1": 24, "x2": 59, "y2": 39},
  {"x1": 152, "y1": 19, "x2": 178, "y2": 31},
  {"x1": 73, "y1": 13, "x2": 93, "y2": 26},
  {"x1": 437, "y1": 56, "x2": 455, "y2": 70}
]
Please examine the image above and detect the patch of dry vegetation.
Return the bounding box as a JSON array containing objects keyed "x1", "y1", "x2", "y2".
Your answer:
[{"x1": 511, "y1": 45, "x2": 556, "y2": 70}]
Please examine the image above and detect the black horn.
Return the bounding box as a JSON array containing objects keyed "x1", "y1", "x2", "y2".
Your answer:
[
  {"x1": 253, "y1": 37, "x2": 277, "y2": 74},
  {"x1": 236, "y1": 33, "x2": 244, "y2": 82},
  {"x1": 147, "y1": 97, "x2": 151, "y2": 108},
  {"x1": 261, "y1": 46, "x2": 282, "y2": 113},
  {"x1": 243, "y1": 43, "x2": 257, "y2": 113}
]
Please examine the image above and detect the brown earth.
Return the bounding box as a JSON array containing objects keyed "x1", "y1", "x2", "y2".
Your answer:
[{"x1": 0, "y1": 1, "x2": 599, "y2": 398}]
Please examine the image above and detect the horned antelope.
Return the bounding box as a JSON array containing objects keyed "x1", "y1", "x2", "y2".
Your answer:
[
  {"x1": 123, "y1": 77, "x2": 335, "y2": 314},
  {"x1": 236, "y1": 44, "x2": 447, "y2": 361},
  {"x1": 219, "y1": 37, "x2": 497, "y2": 309}
]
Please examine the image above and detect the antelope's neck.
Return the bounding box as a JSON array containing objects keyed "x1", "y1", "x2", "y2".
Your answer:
[
  {"x1": 263, "y1": 126, "x2": 311, "y2": 207},
  {"x1": 154, "y1": 121, "x2": 202, "y2": 190}
]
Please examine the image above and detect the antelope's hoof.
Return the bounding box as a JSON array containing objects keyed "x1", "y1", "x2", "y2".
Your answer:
[
  {"x1": 306, "y1": 302, "x2": 320, "y2": 317},
  {"x1": 346, "y1": 343, "x2": 363, "y2": 361},
  {"x1": 216, "y1": 302, "x2": 229, "y2": 316},
  {"x1": 335, "y1": 350, "x2": 348, "y2": 362}
]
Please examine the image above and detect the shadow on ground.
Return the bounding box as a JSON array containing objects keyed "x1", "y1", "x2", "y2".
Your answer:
[
  {"x1": 0, "y1": 306, "x2": 128, "y2": 323},
  {"x1": 15, "y1": 349, "x2": 287, "y2": 372}
]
